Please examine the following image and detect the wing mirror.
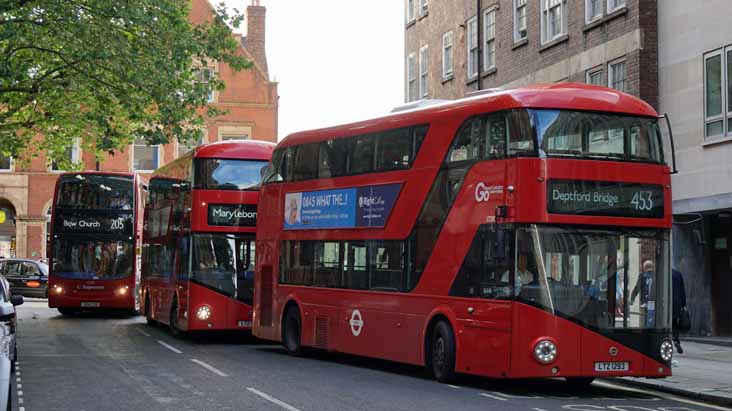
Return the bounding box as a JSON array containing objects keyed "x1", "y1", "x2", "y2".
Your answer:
[{"x1": 11, "y1": 295, "x2": 23, "y2": 306}]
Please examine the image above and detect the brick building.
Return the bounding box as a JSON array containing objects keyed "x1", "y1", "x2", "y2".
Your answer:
[
  {"x1": 404, "y1": 0, "x2": 656, "y2": 105},
  {"x1": 0, "y1": 0, "x2": 278, "y2": 260},
  {"x1": 404, "y1": 0, "x2": 732, "y2": 336}
]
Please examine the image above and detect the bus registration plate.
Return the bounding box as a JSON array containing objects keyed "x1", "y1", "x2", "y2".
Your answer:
[
  {"x1": 237, "y1": 321, "x2": 252, "y2": 327},
  {"x1": 594, "y1": 362, "x2": 628, "y2": 372},
  {"x1": 80, "y1": 302, "x2": 100, "y2": 308}
]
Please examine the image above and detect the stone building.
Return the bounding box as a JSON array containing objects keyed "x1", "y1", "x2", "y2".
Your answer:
[
  {"x1": 0, "y1": 0, "x2": 278, "y2": 261},
  {"x1": 404, "y1": 0, "x2": 732, "y2": 336}
]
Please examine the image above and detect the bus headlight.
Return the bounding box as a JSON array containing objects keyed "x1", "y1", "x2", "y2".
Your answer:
[
  {"x1": 660, "y1": 339, "x2": 674, "y2": 362},
  {"x1": 53, "y1": 285, "x2": 63, "y2": 295},
  {"x1": 196, "y1": 305, "x2": 212, "y2": 321},
  {"x1": 116, "y1": 286, "x2": 129, "y2": 296},
  {"x1": 533, "y1": 339, "x2": 558, "y2": 364}
]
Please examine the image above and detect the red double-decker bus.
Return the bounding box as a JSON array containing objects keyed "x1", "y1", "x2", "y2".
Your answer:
[
  {"x1": 141, "y1": 140, "x2": 274, "y2": 335},
  {"x1": 253, "y1": 84, "x2": 677, "y2": 386},
  {"x1": 49, "y1": 172, "x2": 145, "y2": 314}
]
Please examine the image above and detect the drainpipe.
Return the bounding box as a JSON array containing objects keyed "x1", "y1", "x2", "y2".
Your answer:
[{"x1": 477, "y1": 0, "x2": 482, "y2": 91}]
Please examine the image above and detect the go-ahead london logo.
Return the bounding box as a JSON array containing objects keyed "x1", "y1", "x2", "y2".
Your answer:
[{"x1": 350, "y1": 309, "x2": 364, "y2": 336}]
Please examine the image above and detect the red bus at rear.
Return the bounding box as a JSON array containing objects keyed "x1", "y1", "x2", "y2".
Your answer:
[
  {"x1": 48, "y1": 172, "x2": 144, "y2": 314},
  {"x1": 253, "y1": 84, "x2": 675, "y2": 385},
  {"x1": 141, "y1": 140, "x2": 274, "y2": 334}
]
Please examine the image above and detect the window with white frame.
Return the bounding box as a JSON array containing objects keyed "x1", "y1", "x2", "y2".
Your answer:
[
  {"x1": 586, "y1": 67, "x2": 604, "y2": 86},
  {"x1": 419, "y1": 45, "x2": 429, "y2": 98},
  {"x1": 484, "y1": 9, "x2": 496, "y2": 71},
  {"x1": 0, "y1": 154, "x2": 11, "y2": 172},
  {"x1": 406, "y1": 0, "x2": 416, "y2": 23},
  {"x1": 419, "y1": 0, "x2": 428, "y2": 16},
  {"x1": 220, "y1": 134, "x2": 250, "y2": 141},
  {"x1": 195, "y1": 67, "x2": 215, "y2": 103},
  {"x1": 514, "y1": 0, "x2": 528, "y2": 42},
  {"x1": 541, "y1": 0, "x2": 566, "y2": 45},
  {"x1": 586, "y1": 0, "x2": 602, "y2": 23},
  {"x1": 608, "y1": 59, "x2": 627, "y2": 92},
  {"x1": 132, "y1": 138, "x2": 160, "y2": 171},
  {"x1": 177, "y1": 130, "x2": 205, "y2": 158},
  {"x1": 467, "y1": 16, "x2": 479, "y2": 79},
  {"x1": 442, "y1": 31, "x2": 454, "y2": 79},
  {"x1": 704, "y1": 47, "x2": 732, "y2": 139},
  {"x1": 50, "y1": 140, "x2": 81, "y2": 171},
  {"x1": 406, "y1": 52, "x2": 417, "y2": 102},
  {"x1": 607, "y1": 0, "x2": 626, "y2": 13}
]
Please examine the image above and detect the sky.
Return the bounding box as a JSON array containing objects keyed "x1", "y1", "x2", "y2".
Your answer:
[{"x1": 223, "y1": 0, "x2": 405, "y2": 140}]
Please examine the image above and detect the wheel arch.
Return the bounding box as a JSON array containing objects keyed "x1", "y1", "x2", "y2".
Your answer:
[{"x1": 422, "y1": 307, "x2": 461, "y2": 368}]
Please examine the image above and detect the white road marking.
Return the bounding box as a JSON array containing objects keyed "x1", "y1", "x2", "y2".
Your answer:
[
  {"x1": 480, "y1": 392, "x2": 508, "y2": 401},
  {"x1": 247, "y1": 387, "x2": 302, "y2": 411},
  {"x1": 447, "y1": 384, "x2": 461, "y2": 389},
  {"x1": 597, "y1": 380, "x2": 731, "y2": 411},
  {"x1": 18, "y1": 397, "x2": 23, "y2": 404},
  {"x1": 15, "y1": 377, "x2": 20, "y2": 382},
  {"x1": 191, "y1": 359, "x2": 228, "y2": 377},
  {"x1": 532, "y1": 408, "x2": 550, "y2": 411},
  {"x1": 19, "y1": 407, "x2": 24, "y2": 411},
  {"x1": 157, "y1": 340, "x2": 182, "y2": 354},
  {"x1": 17, "y1": 390, "x2": 22, "y2": 396},
  {"x1": 137, "y1": 328, "x2": 151, "y2": 337},
  {"x1": 17, "y1": 383, "x2": 21, "y2": 389}
]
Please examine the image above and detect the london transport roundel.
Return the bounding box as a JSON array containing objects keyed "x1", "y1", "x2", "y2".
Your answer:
[{"x1": 350, "y1": 309, "x2": 364, "y2": 336}]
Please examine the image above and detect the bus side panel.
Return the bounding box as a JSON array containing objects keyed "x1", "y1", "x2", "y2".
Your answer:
[{"x1": 452, "y1": 299, "x2": 512, "y2": 377}]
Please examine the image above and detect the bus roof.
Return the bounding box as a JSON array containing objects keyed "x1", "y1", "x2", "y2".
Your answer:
[
  {"x1": 277, "y1": 83, "x2": 659, "y2": 149},
  {"x1": 57, "y1": 171, "x2": 134, "y2": 178},
  {"x1": 193, "y1": 139, "x2": 276, "y2": 160}
]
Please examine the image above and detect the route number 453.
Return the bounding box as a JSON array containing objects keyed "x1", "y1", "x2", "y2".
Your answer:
[{"x1": 631, "y1": 191, "x2": 654, "y2": 211}]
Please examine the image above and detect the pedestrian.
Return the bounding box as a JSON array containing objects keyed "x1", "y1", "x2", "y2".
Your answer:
[{"x1": 672, "y1": 266, "x2": 687, "y2": 354}]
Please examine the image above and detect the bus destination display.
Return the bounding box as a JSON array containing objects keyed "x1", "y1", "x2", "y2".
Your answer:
[
  {"x1": 54, "y1": 212, "x2": 134, "y2": 235},
  {"x1": 208, "y1": 204, "x2": 257, "y2": 227},
  {"x1": 547, "y1": 180, "x2": 664, "y2": 218}
]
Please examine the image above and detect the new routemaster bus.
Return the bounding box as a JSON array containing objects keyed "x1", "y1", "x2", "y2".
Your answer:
[
  {"x1": 141, "y1": 140, "x2": 274, "y2": 335},
  {"x1": 253, "y1": 84, "x2": 677, "y2": 386},
  {"x1": 49, "y1": 172, "x2": 145, "y2": 314}
]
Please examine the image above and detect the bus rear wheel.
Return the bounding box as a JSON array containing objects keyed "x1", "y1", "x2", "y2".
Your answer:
[
  {"x1": 429, "y1": 321, "x2": 456, "y2": 383},
  {"x1": 282, "y1": 306, "x2": 302, "y2": 356}
]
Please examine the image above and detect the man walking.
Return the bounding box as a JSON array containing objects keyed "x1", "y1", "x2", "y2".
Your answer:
[{"x1": 672, "y1": 267, "x2": 687, "y2": 354}]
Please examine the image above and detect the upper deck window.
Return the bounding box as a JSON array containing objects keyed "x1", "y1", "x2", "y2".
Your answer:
[
  {"x1": 532, "y1": 110, "x2": 663, "y2": 163},
  {"x1": 263, "y1": 125, "x2": 429, "y2": 184},
  {"x1": 56, "y1": 174, "x2": 133, "y2": 210},
  {"x1": 194, "y1": 158, "x2": 268, "y2": 191},
  {"x1": 446, "y1": 110, "x2": 535, "y2": 164}
]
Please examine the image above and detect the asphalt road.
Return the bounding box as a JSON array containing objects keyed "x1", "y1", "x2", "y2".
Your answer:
[{"x1": 11, "y1": 299, "x2": 730, "y2": 411}]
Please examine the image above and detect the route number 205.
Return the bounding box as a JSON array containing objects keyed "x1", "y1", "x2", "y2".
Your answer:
[{"x1": 631, "y1": 191, "x2": 654, "y2": 211}]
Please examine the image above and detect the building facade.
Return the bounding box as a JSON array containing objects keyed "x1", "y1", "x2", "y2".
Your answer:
[
  {"x1": 404, "y1": 0, "x2": 656, "y2": 105},
  {"x1": 0, "y1": 0, "x2": 278, "y2": 261},
  {"x1": 405, "y1": 0, "x2": 732, "y2": 336},
  {"x1": 659, "y1": 0, "x2": 732, "y2": 336}
]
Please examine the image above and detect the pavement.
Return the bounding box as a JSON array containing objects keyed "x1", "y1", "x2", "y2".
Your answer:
[
  {"x1": 12, "y1": 299, "x2": 732, "y2": 411},
  {"x1": 616, "y1": 339, "x2": 732, "y2": 407}
]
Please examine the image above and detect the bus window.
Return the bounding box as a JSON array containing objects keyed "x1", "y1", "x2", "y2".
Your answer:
[
  {"x1": 343, "y1": 241, "x2": 368, "y2": 290},
  {"x1": 349, "y1": 135, "x2": 375, "y2": 174},
  {"x1": 314, "y1": 242, "x2": 341, "y2": 288},
  {"x1": 375, "y1": 129, "x2": 412, "y2": 171},
  {"x1": 291, "y1": 143, "x2": 319, "y2": 181},
  {"x1": 368, "y1": 241, "x2": 404, "y2": 292},
  {"x1": 449, "y1": 226, "x2": 513, "y2": 299},
  {"x1": 318, "y1": 139, "x2": 349, "y2": 178}
]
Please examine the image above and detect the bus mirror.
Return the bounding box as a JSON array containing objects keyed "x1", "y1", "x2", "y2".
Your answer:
[{"x1": 659, "y1": 113, "x2": 678, "y2": 174}]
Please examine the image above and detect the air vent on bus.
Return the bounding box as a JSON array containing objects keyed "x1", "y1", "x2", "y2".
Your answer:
[{"x1": 314, "y1": 316, "x2": 330, "y2": 350}]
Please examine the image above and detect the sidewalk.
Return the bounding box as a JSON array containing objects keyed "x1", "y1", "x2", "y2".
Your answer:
[{"x1": 614, "y1": 341, "x2": 732, "y2": 406}]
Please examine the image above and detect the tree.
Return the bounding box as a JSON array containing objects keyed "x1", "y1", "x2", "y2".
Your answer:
[{"x1": 0, "y1": 0, "x2": 251, "y2": 169}]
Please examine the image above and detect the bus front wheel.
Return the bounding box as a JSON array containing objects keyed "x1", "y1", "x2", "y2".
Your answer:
[
  {"x1": 429, "y1": 321, "x2": 456, "y2": 383},
  {"x1": 282, "y1": 306, "x2": 302, "y2": 356},
  {"x1": 57, "y1": 308, "x2": 76, "y2": 316},
  {"x1": 565, "y1": 377, "x2": 595, "y2": 390}
]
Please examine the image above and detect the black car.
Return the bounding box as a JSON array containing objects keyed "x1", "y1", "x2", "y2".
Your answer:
[{"x1": 0, "y1": 259, "x2": 48, "y2": 299}]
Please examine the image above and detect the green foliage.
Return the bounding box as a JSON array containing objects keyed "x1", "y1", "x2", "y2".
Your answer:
[{"x1": 0, "y1": 0, "x2": 251, "y2": 169}]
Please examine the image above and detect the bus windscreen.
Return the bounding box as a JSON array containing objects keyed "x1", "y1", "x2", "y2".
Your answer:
[
  {"x1": 56, "y1": 174, "x2": 134, "y2": 210},
  {"x1": 52, "y1": 239, "x2": 134, "y2": 280},
  {"x1": 194, "y1": 159, "x2": 269, "y2": 191}
]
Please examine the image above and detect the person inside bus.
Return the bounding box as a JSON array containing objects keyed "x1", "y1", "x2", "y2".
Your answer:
[
  {"x1": 501, "y1": 253, "x2": 536, "y2": 294},
  {"x1": 631, "y1": 260, "x2": 656, "y2": 328}
]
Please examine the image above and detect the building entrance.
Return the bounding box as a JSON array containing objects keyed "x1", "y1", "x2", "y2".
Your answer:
[{"x1": 0, "y1": 199, "x2": 16, "y2": 258}]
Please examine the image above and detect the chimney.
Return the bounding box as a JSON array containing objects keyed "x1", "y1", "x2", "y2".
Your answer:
[{"x1": 246, "y1": 0, "x2": 268, "y2": 78}]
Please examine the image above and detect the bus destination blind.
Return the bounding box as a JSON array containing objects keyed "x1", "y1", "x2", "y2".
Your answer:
[
  {"x1": 208, "y1": 204, "x2": 257, "y2": 227},
  {"x1": 54, "y1": 211, "x2": 134, "y2": 235},
  {"x1": 547, "y1": 180, "x2": 664, "y2": 218}
]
